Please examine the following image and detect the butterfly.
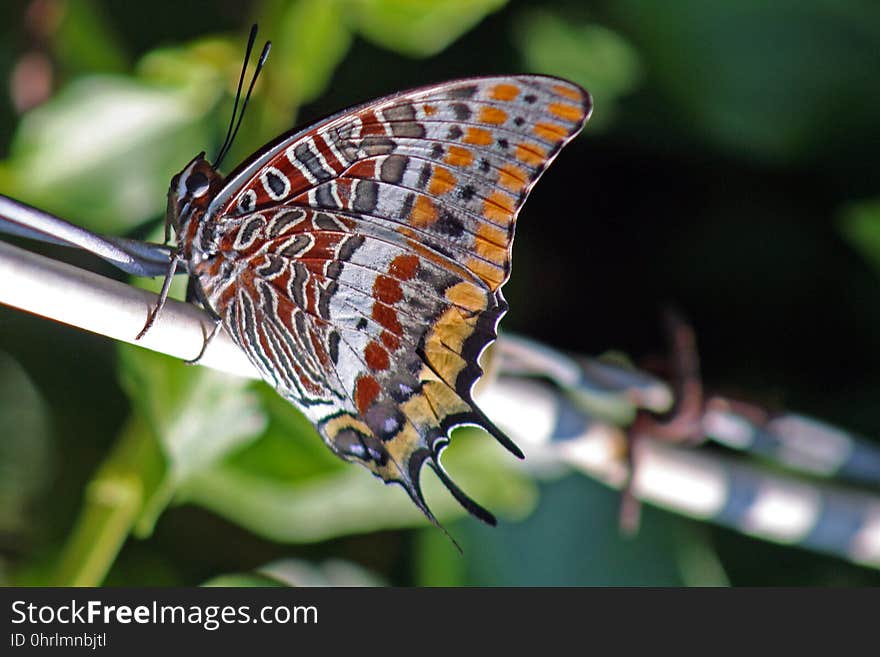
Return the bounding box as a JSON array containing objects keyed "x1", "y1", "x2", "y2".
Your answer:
[{"x1": 139, "y1": 28, "x2": 592, "y2": 529}]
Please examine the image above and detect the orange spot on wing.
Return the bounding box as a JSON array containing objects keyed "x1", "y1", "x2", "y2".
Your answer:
[
  {"x1": 428, "y1": 166, "x2": 457, "y2": 196},
  {"x1": 421, "y1": 380, "x2": 470, "y2": 416},
  {"x1": 445, "y1": 281, "x2": 488, "y2": 312},
  {"x1": 404, "y1": 237, "x2": 475, "y2": 283},
  {"x1": 474, "y1": 237, "x2": 508, "y2": 265},
  {"x1": 373, "y1": 275, "x2": 403, "y2": 304},
  {"x1": 498, "y1": 164, "x2": 528, "y2": 193},
  {"x1": 553, "y1": 83, "x2": 583, "y2": 101},
  {"x1": 479, "y1": 106, "x2": 508, "y2": 125},
  {"x1": 390, "y1": 254, "x2": 419, "y2": 280},
  {"x1": 360, "y1": 118, "x2": 385, "y2": 136},
  {"x1": 491, "y1": 83, "x2": 520, "y2": 101},
  {"x1": 373, "y1": 302, "x2": 402, "y2": 334},
  {"x1": 516, "y1": 142, "x2": 548, "y2": 167},
  {"x1": 477, "y1": 221, "x2": 510, "y2": 248},
  {"x1": 355, "y1": 375, "x2": 381, "y2": 414},
  {"x1": 463, "y1": 127, "x2": 493, "y2": 146},
  {"x1": 423, "y1": 104, "x2": 437, "y2": 115},
  {"x1": 410, "y1": 195, "x2": 439, "y2": 226},
  {"x1": 482, "y1": 190, "x2": 516, "y2": 225},
  {"x1": 348, "y1": 160, "x2": 377, "y2": 177},
  {"x1": 534, "y1": 122, "x2": 568, "y2": 141},
  {"x1": 381, "y1": 330, "x2": 400, "y2": 351},
  {"x1": 445, "y1": 145, "x2": 474, "y2": 168},
  {"x1": 467, "y1": 256, "x2": 505, "y2": 289},
  {"x1": 423, "y1": 308, "x2": 476, "y2": 382},
  {"x1": 548, "y1": 102, "x2": 584, "y2": 122},
  {"x1": 365, "y1": 341, "x2": 390, "y2": 371}
]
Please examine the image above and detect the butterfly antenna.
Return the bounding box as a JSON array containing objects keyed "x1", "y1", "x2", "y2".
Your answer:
[
  {"x1": 214, "y1": 25, "x2": 257, "y2": 167},
  {"x1": 214, "y1": 25, "x2": 271, "y2": 168},
  {"x1": 214, "y1": 36, "x2": 272, "y2": 168}
]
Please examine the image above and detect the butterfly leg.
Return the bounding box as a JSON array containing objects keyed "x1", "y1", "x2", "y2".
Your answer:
[
  {"x1": 619, "y1": 310, "x2": 706, "y2": 535},
  {"x1": 182, "y1": 275, "x2": 223, "y2": 365},
  {"x1": 135, "y1": 249, "x2": 182, "y2": 340}
]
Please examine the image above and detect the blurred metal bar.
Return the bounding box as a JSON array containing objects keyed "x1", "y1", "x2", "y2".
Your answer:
[
  {"x1": 704, "y1": 396, "x2": 880, "y2": 488},
  {"x1": 478, "y1": 375, "x2": 880, "y2": 570},
  {"x1": 0, "y1": 194, "x2": 177, "y2": 277},
  {"x1": 0, "y1": 239, "x2": 257, "y2": 379}
]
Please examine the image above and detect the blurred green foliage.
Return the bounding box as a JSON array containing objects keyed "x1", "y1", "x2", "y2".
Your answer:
[
  {"x1": 515, "y1": 9, "x2": 642, "y2": 130},
  {"x1": 842, "y1": 201, "x2": 880, "y2": 275},
  {"x1": 1, "y1": 0, "x2": 880, "y2": 586}
]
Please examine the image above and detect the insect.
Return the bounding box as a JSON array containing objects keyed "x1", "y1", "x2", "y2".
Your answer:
[{"x1": 138, "y1": 27, "x2": 591, "y2": 528}]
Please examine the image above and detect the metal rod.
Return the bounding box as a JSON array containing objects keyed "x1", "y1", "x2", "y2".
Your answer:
[{"x1": 0, "y1": 194, "x2": 177, "y2": 277}]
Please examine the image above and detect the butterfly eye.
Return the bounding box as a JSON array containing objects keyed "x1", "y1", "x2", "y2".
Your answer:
[{"x1": 185, "y1": 171, "x2": 210, "y2": 197}]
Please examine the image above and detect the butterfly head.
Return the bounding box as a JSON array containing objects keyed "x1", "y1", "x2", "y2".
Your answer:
[{"x1": 166, "y1": 152, "x2": 224, "y2": 242}]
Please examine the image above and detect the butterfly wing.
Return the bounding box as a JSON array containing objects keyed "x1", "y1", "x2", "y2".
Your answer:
[{"x1": 193, "y1": 75, "x2": 591, "y2": 523}]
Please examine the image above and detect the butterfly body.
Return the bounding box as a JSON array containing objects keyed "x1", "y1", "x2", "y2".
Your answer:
[{"x1": 166, "y1": 75, "x2": 591, "y2": 524}]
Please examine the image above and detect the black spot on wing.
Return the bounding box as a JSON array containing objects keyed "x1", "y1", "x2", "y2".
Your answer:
[
  {"x1": 361, "y1": 136, "x2": 396, "y2": 156},
  {"x1": 435, "y1": 211, "x2": 465, "y2": 237},
  {"x1": 238, "y1": 216, "x2": 264, "y2": 245},
  {"x1": 328, "y1": 331, "x2": 340, "y2": 364},
  {"x1": 384, "y1": 103, "x2": 425, "y2": 138},
  {"x1": 315, "y1": 183, "x2": 339, "y2": 209},
  {"x1": 257, "y1": 254, "x2": 286, "y2": 278},
  {"x1": 417, "y1": 162, "x2": 432, "y2": 189},
  {"x1": 451, "y1": 103, "x2": 471, "y2": 120},
  {"x1": 289, "y1": 262, "x2": 308, "y2": 307},
  {"x1": 279, "y1": 234, "x2": 312, "y2": 258},
  {"x1": 266, "y1": 209, "x2": 305, "y2": 237},
  {"x1": 353, "y1": 179, "x2": 379, "y2": 213},
  {"x1": 448, "y1": 85, "x2": 478, "y2": 99},
  {"x1": 314, "y1": 212, "x2": 342, "y2": 231},
  {"x1": 265, "y1": 170, "x2": 288, "y2": 196},
  {"x1": 338, "y1": 235, "x2": 365, "y2": 261},
  {"x1": 399, "y1": 192, "x2": 416, "y2": 221},
  {"x1": 380, "y1": 154, "x2": 409, "y2": 184},
  {"x1": 293, "y1": 142, "x2": 333, "y2": 182}
]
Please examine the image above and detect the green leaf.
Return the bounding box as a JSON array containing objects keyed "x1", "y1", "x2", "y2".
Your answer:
[
  {"x1": 227, "y1": 385, "x2": 345, "y2": 483},
  {"x1": 0, "y1": 351, "x2": 52, "y2": 535},
  {"x1": 841, "y1": 200, "x2": 880, "y2": 274},
  {"x1": 610, "y1": 0, "x2": 880, "y2": 163},
  {"x1": 354, "y1": 0, "x2": 507, "y2": 58},
  {"x1": 259, "y1": 558, "x2": 385, "y2": 586},
  {"x1": 52, "y1": 415, "x2": 165, "y2": 586},
  {"x1": 53, "y1": 0, "x2": 129, "y2": 76},
  {"x1": 202, "y1": 572, "x2": 288, "y2": 587},
  {"x1": 202, "y1": 558, "x2": 385, "y2": 586},
  {"x1": 117, "y1": 343, "x2": 267, "y2": 535},
  {"x1": 452, "y1": 473, "x2": 699, "y2": 585},
  {"x1": 179, "y1": 428, "x2": 536, "y2": 543},
  {"x1": 514, "y1": 10, "x2": 642, "y2": 131},
  {"x1": 414, "y1": 526, "x2": 467, "y2": 586},
  {"x1": 271, "y1": 0, "x2": 354, "y2": 107},
  {"x1": 1, "y1": 38, "x2": 236, "y2": 233},
  {"x1": 2, "y1": 76, "x2": 218, "y2": 232}
]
